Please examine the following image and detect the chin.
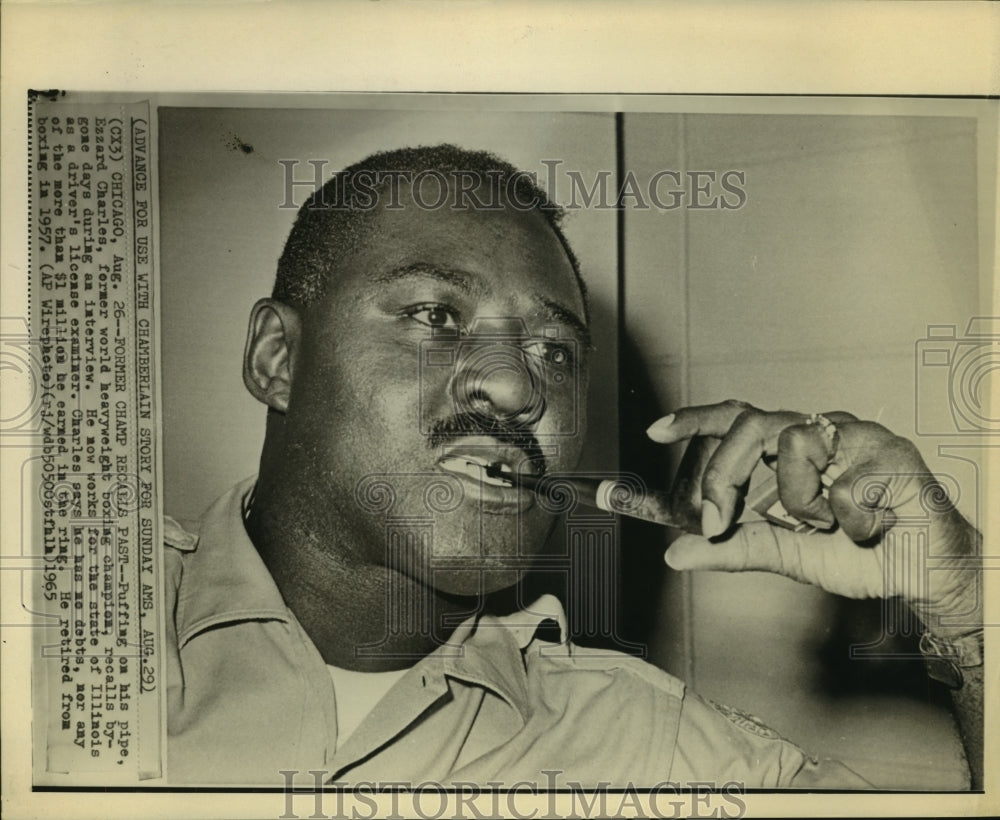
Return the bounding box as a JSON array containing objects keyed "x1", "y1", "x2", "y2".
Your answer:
[
  {"x1": 377, "y1": 504, "x2": 556, "y2": 596},
  {"x1": 430, "y1": 566, "x2": 526, "y2": 597}
]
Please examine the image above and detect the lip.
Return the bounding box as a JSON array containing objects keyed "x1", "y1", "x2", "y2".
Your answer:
[{"x1": 435, "y1": 437, "x2": 541, "y2": 514}]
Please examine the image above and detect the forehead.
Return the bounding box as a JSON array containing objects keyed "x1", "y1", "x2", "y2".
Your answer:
[{"x1": 327, "y1": 189, "x2": 585, "y2": 319}]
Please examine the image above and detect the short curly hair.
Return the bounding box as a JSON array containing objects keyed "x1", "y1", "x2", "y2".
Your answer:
[{"x1": 273, "y1": 143, "x2": 588, "y2": 321}]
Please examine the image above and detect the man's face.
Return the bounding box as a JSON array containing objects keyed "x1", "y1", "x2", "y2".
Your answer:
[{"x1": 282, "y1": 184, "x2": 590, "y2": 595}]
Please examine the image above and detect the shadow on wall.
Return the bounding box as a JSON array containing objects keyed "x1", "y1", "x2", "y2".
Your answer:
[
  {"x1": 614, "y1": 330, "x2": 675, "y2": 654},
  {"x1": 815, "y1": 597, "x2": 951, "y2": 704}
]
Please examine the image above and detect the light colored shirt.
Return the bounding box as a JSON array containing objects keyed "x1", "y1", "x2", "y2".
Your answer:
[
  {"x1": 326, "y1": 664, "x2": 408, "y2": 749},
  {"x1": 164, "y1": 478, "x2": 872, "y2": 788}
]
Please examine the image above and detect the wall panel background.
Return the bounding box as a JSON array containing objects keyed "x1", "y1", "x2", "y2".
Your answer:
[{"x1": 623, "y1": 112, "x2": 980, "y2": 787}]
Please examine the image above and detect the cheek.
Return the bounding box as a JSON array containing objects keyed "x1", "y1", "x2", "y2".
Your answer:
[
  {"x1": 535, "y1": 371, "x2": 588, "y2": 464},
  {"x1": 290, "y1": 342, "x2": 430, "y2": 465}
]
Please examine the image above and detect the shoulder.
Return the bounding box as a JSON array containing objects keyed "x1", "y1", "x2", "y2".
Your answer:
[
  {"x1": 164, "y1": 515, "x2": 199, "y2": 552},
  {"x1": 673, "y1": 689, "x2": 874, "y2": 788},
  {"x1": 162, "y1": 514, "x2": 199, "y2": 602},
  {"x1": 531, "y1": 640, "x2": 687, "y2": 704}
]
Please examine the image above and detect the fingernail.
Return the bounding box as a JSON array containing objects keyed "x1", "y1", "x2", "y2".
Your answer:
[
  {"x1": 803, "y1": 516, "x2": 836, "y2": 531},
  {"x1": 701, "y1": 500, "x2": 725, "y2": 538},
  {"x1": 645, "y1": 413, "x2": 676, "y2": 441}
]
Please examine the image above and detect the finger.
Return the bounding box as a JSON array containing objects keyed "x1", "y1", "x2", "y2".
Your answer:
[
  {"x1": 699, "y1": 408, "x2": 806, "y2": 535},
  {"x1": 835, "y1": 420, "x2": 926, "y2": 476},
  {"x1": 757, "y1": 411, "x2": 857, "y2": 472},
  {"x1": 645, "y1": 399, "x2": 757, "y2": 443},
  {"x1": 667, "y1": 522, "x2": 891, "y2": 600},
  {"x1": 664, "y1": 532, "x2": 752, "y2": 572},
  {"x1": 824, "y1": 423, "x2": 929, "y2": 542},
  {"x1": 827, "y1": 461, "x2": 898, "y2": 543},
  {"x1": 664, "y1": 523, "x2": 779, "y2": 573},
  {"x1": 822, "y1": 411, "x2": 860, "y2": 425},
  {"x1": 666, "y1": 436, "x2": 720, "y2": 526},
  {"x1": 776, "y1": 423, "x2": 835, "y2": 528},
  {"x1": 646, "y1": 406, "x2": 857, "y2": 445}
]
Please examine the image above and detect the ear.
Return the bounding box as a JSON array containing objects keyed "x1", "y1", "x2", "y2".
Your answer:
[{"x1": 243, "y1": 298, "x2": 301, "y2": 413}]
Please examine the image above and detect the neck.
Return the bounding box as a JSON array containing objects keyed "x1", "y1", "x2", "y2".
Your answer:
[{"x1": 245, "y1": 423, "x2": 477, "y2": 672}]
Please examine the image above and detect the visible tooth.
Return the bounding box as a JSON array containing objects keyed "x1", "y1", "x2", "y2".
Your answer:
[
  {"x1": 438, "y1": 457, "x2": 478, "y2": 480},
  {"x1": 439, "y1": 456, "x2": 514, "y2": 487}
]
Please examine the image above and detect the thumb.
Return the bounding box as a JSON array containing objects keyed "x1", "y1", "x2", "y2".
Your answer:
[{"x1": 664, "y1": 523, "x2": 782, "y2": 573}]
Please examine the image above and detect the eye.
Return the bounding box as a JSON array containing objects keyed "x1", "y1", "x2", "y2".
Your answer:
[
  {"x1": 522, "y1": 340, "x2": 574, "y2": 367},
  {"x1": 404, "y1": 303, "x2": 462, "y2": 330}
]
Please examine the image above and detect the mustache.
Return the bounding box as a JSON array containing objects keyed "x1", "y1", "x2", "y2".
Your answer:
[{"x1": 427, "y1": 413, "x2": 547, "y2": 475}]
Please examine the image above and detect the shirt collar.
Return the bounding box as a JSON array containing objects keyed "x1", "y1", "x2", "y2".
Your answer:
[
  {"x1": 174, "y1": 477, "x2": 290, "y2": 648},
  {"x1": 174, "y1": 477, "x2": 570, "y2": 720},
  {"x1": 438, "y1": 594, "x2": 569, "y2": 721}
]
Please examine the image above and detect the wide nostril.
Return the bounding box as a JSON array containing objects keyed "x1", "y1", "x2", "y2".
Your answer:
[{"x1": 452, "y1": 344, "x2": 546, "y2": 426}]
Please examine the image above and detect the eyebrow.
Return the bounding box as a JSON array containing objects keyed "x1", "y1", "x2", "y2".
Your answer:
[
  {"x1": 372, "y1": 262, "x2": 591, "y2": 346},
  {"x1": 370, "y1": 262, "x2": 480, "y2": 295},
  {"x1": 536, "y1": 297, "x2": 591, "y2": 349}
]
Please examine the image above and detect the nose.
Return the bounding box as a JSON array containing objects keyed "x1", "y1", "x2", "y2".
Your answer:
[{"x1": 451, "y1": 341, "x2": 546, "y2": 428}]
